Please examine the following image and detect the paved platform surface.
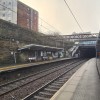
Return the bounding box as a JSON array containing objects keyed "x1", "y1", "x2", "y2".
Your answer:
[
  {"x1": 96, "y1": 58, "x2": 100, "y2": 77},
  {"x1": 51, "y1": 58, "x2": 100, "y2": 100},
  {"x1": 0, "y1": 58, "x2": 72, "y2": 73}
]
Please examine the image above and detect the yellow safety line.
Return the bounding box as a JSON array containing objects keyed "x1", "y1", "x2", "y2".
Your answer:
[
  {"x1": 0, "y1": 63, "x2": 35, "y2": 71},
  {"x1": 0, "y1": 58, "x2": 67, "y2": 72},
  {"x1": 0, "y1": 61, "x2": 48, "y2": 72}
]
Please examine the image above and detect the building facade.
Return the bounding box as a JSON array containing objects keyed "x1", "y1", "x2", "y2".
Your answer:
[
  {"x1": 0, "y1": 0, "x2": 38, "y2": 32},
  {"x1": 17, "y1": 1, "x2": 38, "y2": 32},
  {"x1": 0, "y1": 0, "x2": 17, "y2": 24}
]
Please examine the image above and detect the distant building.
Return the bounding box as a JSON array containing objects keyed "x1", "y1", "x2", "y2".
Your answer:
[
  {"x1": 0, "y1": 0, "x2": 38, "y2": 32},
  {"x1": 17, "y1": 1, "x2": 38, "y2": 32},
  {"x1": 0, "y1": 0, "x2": 17, "y2": 24}
]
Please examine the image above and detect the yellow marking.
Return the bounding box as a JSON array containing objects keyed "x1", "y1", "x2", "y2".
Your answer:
[
  {"x1": 0, "y1": 62, "x2": 46, "y2": 72},
  {"x1": 0, "y1": 58, "x2": 67, "y2": 72}
]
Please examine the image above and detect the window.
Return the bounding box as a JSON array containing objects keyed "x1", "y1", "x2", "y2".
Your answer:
[
  {"x1": 34, "y1": 11, "x2": 37, "y2": 14},
  {"x1": 27, "y1": 8, "x2": 30, "y2": 10},
  {"x1": 34, "y1": 17, "x2": 36, "y2": 20},
  {"x1": 27, "y1": 23, "x2": 29, "y2": 28},
  {"x1": 8, "y1": 14, "x2": 11, "y2": 17},
  {"x1": 8, "y1": 20, "x2": 11, "y2": 22},
  {"x1": 27, "y1": 13, "x2": 29, "y2": 16},
  {"x1": 3, "y1": 7, "x2": 5, "y2": 10},
  {"x1": 3, "y1": 2, "x2": 5, "y2": 5},
  {"x1": 2, "y1": 14, "x2": 5, "y2": 17},
  {"x1": 9, "y1": 2, "x2": 11, "y2": 5},
  {"x1": 27, "y1": 19, "x2": 29, "y2": 22},
  {"x1": 27, "y1": 19, "x2": 30, "y2": 28}
]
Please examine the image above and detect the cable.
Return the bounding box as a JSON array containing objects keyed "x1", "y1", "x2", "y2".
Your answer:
[
  {"x1": 63, "y1": 0, "x2": 84, "y2": 32},
  {"x1": 39, "y1": 24, "x2": 54, "y2": 33},
  {"x1": 39, "y1": 18, "x2": 62, "y2": 34},
  {"x1": 0, "y1": 1, "x2": 65, "y2": 43}
]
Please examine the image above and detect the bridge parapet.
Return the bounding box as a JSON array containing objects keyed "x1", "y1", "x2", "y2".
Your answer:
[
  {"x1": 79, "y1": 43, "x2": 96, "y2": 46},
  {"x1": 63, "y1": 33, "x2": 99, "y2": 41}
]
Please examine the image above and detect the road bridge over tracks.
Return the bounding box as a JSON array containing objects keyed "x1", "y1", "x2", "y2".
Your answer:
[{"x1": 67, "y1": 33, "x2": 99, "y2": 58}]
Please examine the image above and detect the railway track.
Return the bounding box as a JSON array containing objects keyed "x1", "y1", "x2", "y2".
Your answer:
[
  {"x1": 0, "y1": 58, "x2": 76, "y2": 85},
  {"x1": 22, "y1": 59, "x2": 85, "y2": 100},
  {"x1": 0, "y1": 59, "x2": 86, "y2": 100},
  {"x1": 0, "y1": 59, "x2": 77, "y2": 89}
]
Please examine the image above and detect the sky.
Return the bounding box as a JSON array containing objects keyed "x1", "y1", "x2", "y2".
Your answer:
[{"x1": 19, "y1": 0, "x2": 100, "y2": 35}]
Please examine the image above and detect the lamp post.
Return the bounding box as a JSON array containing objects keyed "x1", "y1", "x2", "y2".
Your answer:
[
  {"x1": 13, "y1": 52, "x2": 16, "y2": 64},
  {"x1": 11, "y1": 51, "x2": 16, "y2": 64}
]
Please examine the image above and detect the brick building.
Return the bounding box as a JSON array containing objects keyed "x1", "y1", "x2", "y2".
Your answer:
[
  {"x1": 17, "y1": 1, "x2": 38, "y2": 32},
  {"x1": 0, "y1": 0, "x2": 38, "y2": 32}
]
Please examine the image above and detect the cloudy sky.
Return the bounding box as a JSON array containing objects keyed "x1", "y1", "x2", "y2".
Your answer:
[{"x1": 19, "y1": 0, "x2": 100, "y2": 35}]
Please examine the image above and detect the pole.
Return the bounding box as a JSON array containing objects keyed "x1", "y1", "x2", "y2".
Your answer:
[{"x1": 13, "y1": 52, "x2": 16, "y2": 64}]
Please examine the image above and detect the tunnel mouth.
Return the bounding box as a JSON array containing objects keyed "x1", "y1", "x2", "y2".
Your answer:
[{"x1": 80, "y1": 47, "x2": 96, "y2": 58}]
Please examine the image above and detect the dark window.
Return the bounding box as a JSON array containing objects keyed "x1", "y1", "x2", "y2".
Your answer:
[
  {"x1": 3, "y1": 7, "x2": 5, "y2": 10},
  {"x1": 8, "y1": 20, "x2": 11, "y2": 22},
  {"x1": 9, "y1": 2, "x2": 11, "y2": 5},
  {"x1": 2, "y1": 14, "x2": 5, "y2": 17},
  {"x1": 3, "y1": 2, "x2": 5, "y2": 5}
]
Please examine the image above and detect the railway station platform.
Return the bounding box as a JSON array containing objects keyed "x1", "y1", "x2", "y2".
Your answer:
[
  {"x1": 0, "y1": 57, "x2": 72, "y2": 73},
  {"x1": 50, "y1": 58, "x2": 100, "y2": 100}
]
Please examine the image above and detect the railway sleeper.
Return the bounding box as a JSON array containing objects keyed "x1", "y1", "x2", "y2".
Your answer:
[
  {"x1": 40, "y1": 89, "x2": 55, "y2": 95},
  {"x1": 58, "y1": 78, "x2": 68, "y2": 81},
  {"x1": 58, "y1": 77, "x2": 70, "y2": 82},
  {"x1": 44, "y1": 88, "x2": 58, "y2": 92},
  {"x1": 59, "y1": 77, "x2": 69, "y2": 80},
  {"x1": 65, "y1": 76, "x2": 71, "y2": 79},
  {"x1": 35, "y1": 90, "x2": 56, "y2": 99},
  {"x1": 56, "y1": 79, "x2": 66, "y2": 82},
  {"x1": 58, "y1": 79, "x2": 67, "y2": 82},
  {"x1": 51, "y1": 83, "x2": 62, "y2": 86},
  {"x1": 39, "y1": 92, "x2": 53, "y2": 96},
  {"x1": 34, "y1": 95, "x2": 49, "y2": 100},
  {"x1": 54, "y1": 81, "x2": 65, "y2": 84},
  {"x1": 48, "y1": 85, "x2": 61, "y2": 89},
  {"x1": 37, "y1": 92, "x2": 52, "y2": 98}
]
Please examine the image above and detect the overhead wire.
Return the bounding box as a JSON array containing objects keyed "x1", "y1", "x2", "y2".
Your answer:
[
  {"x1": 63, "y1": 0, "x2": 84, "y2": 32},
  {"x1": 39, "y1": 24, "x2": 55, "y2": 33},
  {"x1": 39, "y1": 18, "x2": 63, "y2": 34}
]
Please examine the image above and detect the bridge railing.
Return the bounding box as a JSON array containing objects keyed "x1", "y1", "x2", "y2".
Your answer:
[{"x1": 78, "y1": 44, "x2": 96, "y2": 46}]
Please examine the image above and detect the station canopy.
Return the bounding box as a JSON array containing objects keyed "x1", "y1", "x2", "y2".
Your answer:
[{"x1": 18, "y1": 44, "x2": 63, "y2": 52}]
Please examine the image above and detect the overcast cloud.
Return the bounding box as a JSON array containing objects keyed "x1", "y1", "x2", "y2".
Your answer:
[{"x1": 19, "y1": 0, "x2": 100, "y2": 35}]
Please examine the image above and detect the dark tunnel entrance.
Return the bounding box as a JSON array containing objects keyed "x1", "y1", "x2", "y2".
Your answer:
[{"x1": 80, "y1": 47, "x2": 96, "y2": 58}]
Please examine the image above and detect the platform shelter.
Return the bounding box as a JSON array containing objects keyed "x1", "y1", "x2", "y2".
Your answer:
[{"x1": 18, "y1": 44, "x2": 64, "y2": 62}]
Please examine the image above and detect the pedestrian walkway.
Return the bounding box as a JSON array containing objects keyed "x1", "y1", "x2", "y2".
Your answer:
[
  {"x1": 96, "y1": 58, "x2": 100, "y2": 78},
  {"x1": 50, "y1": 58, "x2": 100, "y2": 100}
]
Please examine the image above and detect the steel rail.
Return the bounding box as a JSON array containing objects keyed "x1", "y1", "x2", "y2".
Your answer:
[
  {"x1": 22, "y1": 60, "x2": 85, "y2": 100},
  {"x1": 0, "y1": 59, "x2": 79, "y2": 97}
]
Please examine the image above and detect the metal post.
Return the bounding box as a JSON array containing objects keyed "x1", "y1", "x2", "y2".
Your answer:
[{"x1": 13, "y1": 52, "x2": 16, "y2": 64}]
